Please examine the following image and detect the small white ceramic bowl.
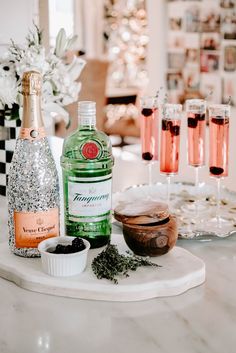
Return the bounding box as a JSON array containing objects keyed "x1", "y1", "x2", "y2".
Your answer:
[{"x1": 38, "y1": 236, "x2": 90, "y2": 277}]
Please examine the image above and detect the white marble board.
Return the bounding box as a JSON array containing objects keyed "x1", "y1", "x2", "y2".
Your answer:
[{"x1": 0, "y1": 233, "x2": 205, "y2": 301}]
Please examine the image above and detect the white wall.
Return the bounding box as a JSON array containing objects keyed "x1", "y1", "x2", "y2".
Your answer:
[
  {"x1": 146, "y1": 0, "x2": 167, "y2": 95},
  {"x1": 81, "y1": 0, "x2": 104, "y2": 58},
  {"x1": 0, "y1": 0, "x2": 38, "y2": 54}
]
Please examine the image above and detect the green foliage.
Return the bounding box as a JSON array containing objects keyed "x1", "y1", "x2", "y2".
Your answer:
[{"x1": 92, "y1": 243, "x2": 161, "y2": 284}]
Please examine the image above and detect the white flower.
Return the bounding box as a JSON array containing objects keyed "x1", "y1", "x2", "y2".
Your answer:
[
  {"x1": 0, "y1": 25, "x2": 85, "y2": 123},
  {"x1": 14, "y1": 46, "x2": 49, "y2": 78},
  {"x1": 0, "y1": 60, "x2": 15, "y2": 78},
  {"x1": 66, "y1": 56, "x2": 86, "y2": 81},
  {"x1": 0, "y1": 74, "x2": 18, "y2": 109}
]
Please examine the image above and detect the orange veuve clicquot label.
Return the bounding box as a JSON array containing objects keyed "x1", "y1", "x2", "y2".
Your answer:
[{"x1": 14, "y1": 208, "x2": 59, "y2": 248}]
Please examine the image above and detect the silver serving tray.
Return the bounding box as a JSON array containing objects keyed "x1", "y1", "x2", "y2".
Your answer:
[{"x1": 113, "y1": 182, "x2": 236, "y2": 240}]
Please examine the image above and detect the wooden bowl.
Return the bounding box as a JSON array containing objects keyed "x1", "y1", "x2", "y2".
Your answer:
[
  {"x1": 122, "y1": 215, "x2": 178, "y2": 256},
  {"x1": 114, "y1": 201, "x2": 178, "y2": 256}
]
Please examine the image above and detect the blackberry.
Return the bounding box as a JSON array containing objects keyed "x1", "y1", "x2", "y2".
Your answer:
[
  {"x1": 162, "y1": 119, "x2": 172, "y2": 131},
  {"x1": 211, "y1": 117, "x2": 224, "y2": 125},
  {"x1": 171, "y1": 125, "x2": 180, "y2": 136},
  {"x1": 188, "y1": 117, "x2": 198, "y2": 128},
  {"x1": 53, "y1": 244, "x2": 67, "y2": 254},
  {"x1": 64, "y1": 245, "x2": 74, "y2": 254},
  {"x1": 72, "y1": 237, "x2": 85, "y2": 251},
  {"x1": 142, "y1": 152, "x2": 153, "y2": 161},
  {"x1": 210, "y1": 166, "x2": 224, "y2": 175},
  {"x1": 48, "y1": 238, "x2": 86, "y2": 254},
  {"x1": 141, "y1": 108, "x2": 153, "y2": 117},
  {"x1": 196, "y1": 113, "x2": 205, "y2": 121}
]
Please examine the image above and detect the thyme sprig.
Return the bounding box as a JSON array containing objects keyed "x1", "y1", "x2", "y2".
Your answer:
[{"x1": 91, "y1": 243, "x2": 161, "y2": 284}]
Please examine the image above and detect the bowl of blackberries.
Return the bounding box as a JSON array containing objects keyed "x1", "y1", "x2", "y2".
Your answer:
[{"x1": 38, "y1": 236, "x2": 90, "y2": 277}]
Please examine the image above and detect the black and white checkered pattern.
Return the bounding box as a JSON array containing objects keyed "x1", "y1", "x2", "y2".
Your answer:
[{"x1": 0, "y1": 112, "x2": 21, "y2": 196}]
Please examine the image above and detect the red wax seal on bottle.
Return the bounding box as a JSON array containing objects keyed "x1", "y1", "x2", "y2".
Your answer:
[{"x1": 81, "y1": 141, "x2": 100, "y2": 159}]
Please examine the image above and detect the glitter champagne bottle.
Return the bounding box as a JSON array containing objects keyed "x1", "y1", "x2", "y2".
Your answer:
[
  {"x1": 61, "y1": 101, "x2": 113, "y2": 248},
  {"x1": 8, "y1": 71, "x2": 60, "y2": 257}
]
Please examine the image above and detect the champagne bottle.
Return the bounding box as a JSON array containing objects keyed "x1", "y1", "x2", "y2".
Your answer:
[
  {"x1": 8, "y1": 71, "x2": 60, "y2": 257},
  {"x1": 61, "y1": 101, "x2": 113, "y2": 248}
]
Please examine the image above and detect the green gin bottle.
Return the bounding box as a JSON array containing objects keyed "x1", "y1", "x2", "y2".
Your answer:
[{"x1": 61, "y1": 101, "x2": 113, "y2": 248}]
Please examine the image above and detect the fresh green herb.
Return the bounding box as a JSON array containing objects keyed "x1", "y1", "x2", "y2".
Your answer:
[{"x1": 91, "y1": 243, "x2": 161, "y2": 284}]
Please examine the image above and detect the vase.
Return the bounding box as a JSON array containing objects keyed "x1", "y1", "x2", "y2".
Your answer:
[{"x1": 0, "y1": 111, "x2": 21, "y2": 196}]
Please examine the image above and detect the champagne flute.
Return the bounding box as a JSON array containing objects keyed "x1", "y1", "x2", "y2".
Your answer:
[
  {"x1": 140, "y1": 96, "x2": 159, "y2": 186},
  {"x1": 208, "y1": 104, "x2": 233, "y2": 236},
  {"x1": 185, "y1": 99, "x2": 206, "y2": 215},
  {"x1": 160, "y1": 104, "x2": 182, "y2": 207}
]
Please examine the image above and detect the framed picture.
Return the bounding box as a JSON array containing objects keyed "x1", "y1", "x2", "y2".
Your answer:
[
  {"x1": 221, "y1": 12, "x2": 236, "y2": 39},
  {"x1": 200, "y1": 73, "x2": 221, "y2": 103},
  {"x1": 185, "y1": 5, "x2": 200, "y2": 32},
  {"x1": 185, "y1": 33, "x2": 200, "y2": 48},
  {"x1": 168, "y1": 33, "x2": 185, "y2": 50},
  {"x1": 200, "y1": 4, "x2": 220, "y2": 32},
  {"x1": 183, "y1": 67, "x2": 200, "y2": 91},
  {"x1": 200, "y1": 51, "x2": 220, "y2": 72},
  {"x1": 224, "y1": 45, "x2": 236, "y2": 71},
  {"x1": 169, "y1": 17, "x2": 182, "y2": 31},
  {"x1": 186, "y1": 48, "x2": 199, "y2": 64},
  {"x1": 220, "y1": 0, "x2": 235, "y2": 9},
  {"x1": 168, "y1": 0, "x2": 185, "y2": 30},
  {"x1": 168, "y1": 52, "x2": 186, "y2": 70},
  {"x1": 201, "y1": 33, "x2": 220, "y2": 50},
  {"x1": 222, "y1": 76, "x2": 236, "y2": 105},
  {"x1": 167, "y1": 72, "x2": 184, "y2": 91}
]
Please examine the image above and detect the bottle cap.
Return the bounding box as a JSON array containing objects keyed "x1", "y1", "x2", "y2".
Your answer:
[
  {"x1": 22, "y1": 70, "x2": 42, "y2": 95},
  {"x1": 78, "y1": 101, "x2": 96, "y2": 126},
  {"x1": 78, "y1": 101, "x2": 96, "y2": 116}
]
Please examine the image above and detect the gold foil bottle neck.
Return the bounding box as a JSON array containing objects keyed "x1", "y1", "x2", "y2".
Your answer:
[{"x1": 22, "y1": 71, "x2": 42, "y2": 95}]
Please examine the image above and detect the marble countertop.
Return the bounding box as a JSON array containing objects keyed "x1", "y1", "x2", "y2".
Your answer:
[
  {"x1": 1, "y1": 123, "x2": 236, "y2": 353},
  {"x1": 1, "y1": 192, "x2": 236, "y2": 353}
]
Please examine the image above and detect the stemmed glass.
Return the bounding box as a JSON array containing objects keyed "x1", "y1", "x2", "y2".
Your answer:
[
  {"x1": 208, "y1": 104, "x2": 233, "y2": 235},
  {"x1": 140, "y1": 96, "x2": 159, "y2": 186},
  {"x1": 160, "y1": 104, "x2": 182, "y2": 207},
  {"x1": 185, "y1": 99, "x2": 206, "y2": 215}
]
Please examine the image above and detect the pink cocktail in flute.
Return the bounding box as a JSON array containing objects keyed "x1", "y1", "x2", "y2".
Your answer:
[
  {"x1": 186, "y1": 99, "x2": 206, "y2": 167},
  {"x1": 140, "y1": 96, "x2": 158, "y2": 161},
  {"x1": 160, "y1": 105, "x2": 182, "y2": 175},
  {"x1": 207, "y1": 104, "x2": 232, "y2": 235},
  {"x1": 160, "y1": 103, "x2": 182, "y2": 207},
  {"x1": 209, "y1": 110, "x2": 229, "y2": 178}
]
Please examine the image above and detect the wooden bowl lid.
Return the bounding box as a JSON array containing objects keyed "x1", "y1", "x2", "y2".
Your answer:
[{"x1": 114, "y1": 200, "x2": 169, "y2": 225}]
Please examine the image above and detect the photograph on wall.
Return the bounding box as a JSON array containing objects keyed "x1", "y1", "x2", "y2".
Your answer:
[
  {"x1": 220, "y1": 0, "x2": 235, "y2": 9},
  {"x1": 185, "y1": 33, "x2": 200, "y2": 48},
  {"x1": 168, "y1": 52, "x2": 186, "y2": 69},
  {"x1": 222, "y1": 76, "x2": 236, "y2": 105},
  {"x1": 200, "y1": 52, "x2": 220, "y2": 72},
  {"x1": 168, "y1": 33, "x2": 185, "y2": 50},
  {"x1": 168, "y1": 1, "x2": 185, "y2": 31},
  {"x1": 169, "y1": 17, "x2": 182, "y2": 31},
  {"x1": 201, "y1": 33, "x2": 220, "y2": 50},
  {"x1": 200, "y1": 2, "x2": 221, "y2": 32},
  {"x1": 224, "y1": 45, "x2": 236, "y2": 71},
  {"x1": 184, "y1": 5, "x2": 200, "y2": 32},
  {"x1": 221, "y1": 11, "x2": 236, "y2": 39},
  {"x1": 167, "y1": 0, "x2": 236, "y2": 105},
  {"x1": 200, "y1": 73, "x2": 222, "y2": 103},
  {"x1": 183, "y1": 67, "x2": 200, "y2": 91},
  {"x1": 186, "y1": 48, "x2": 199, "y2": 64},
  {"x1": 167, "y1": 72, "x2": 184, "y2": 91}
]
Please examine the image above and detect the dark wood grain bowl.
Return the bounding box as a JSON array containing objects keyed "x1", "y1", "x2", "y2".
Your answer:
[{"x1": 122, "y1": 215, "x2": 178, "y2": 257}]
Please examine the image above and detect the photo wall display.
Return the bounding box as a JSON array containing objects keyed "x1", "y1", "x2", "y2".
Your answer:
[{"x1": 167, "y1": 0, "x2": 236, "y2": 105}]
